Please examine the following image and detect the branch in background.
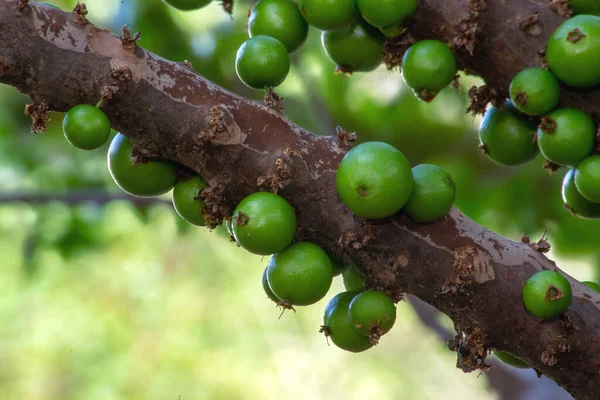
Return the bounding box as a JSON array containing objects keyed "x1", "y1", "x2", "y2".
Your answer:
[
  {"x1": 0, "y1": 191, "x2": 171, "y2": 206},
  {"x1": 1, "y1": 2, "x2": 600, "y2": 398}
]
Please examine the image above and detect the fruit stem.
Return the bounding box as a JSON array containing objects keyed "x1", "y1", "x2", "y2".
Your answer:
[{"x1": 95, "y1": 98, "x2": 105, "y2": 109}]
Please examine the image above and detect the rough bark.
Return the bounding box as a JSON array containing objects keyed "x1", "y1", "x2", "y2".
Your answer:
[{"x1": 1, "y1": 1, "x2": 600, "y2": 398}]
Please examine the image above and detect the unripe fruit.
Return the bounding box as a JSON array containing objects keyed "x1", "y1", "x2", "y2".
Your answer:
[
  {"x1": 357, "y1": 0, "x2": 418, "y2": 37},
  {"x1": 172, "y1": 175, "x2": 207, "y2": 226},
  {"x1": 562, "y1": 169, "x2": 600, "y2": 220},
  {"x1": 108, "y1": 133, "x2": 177, "y2": 197},
  {"x1": 537, "y1": 108, "x2": 595, "y2": 167},
  {"x1": 342, "y1": 265, "x2": 366, "y2": 291},
  {"x1": 298, "y1": 0, "x2": 358, "y2": 31},
  {"x1": 248, "y1": 0, "x2": 308, "y2": 53},
  {"x1": 329, "y1": 257, "x2": 344, "y2": 277},
  {"x1": 322, "y1": 291, "x2": 373, "y2": 352},
  {"x1": 575, "y1": 155, "x2": 600, "y2": 203},
  {"x1": 522, "y1": 270, "x2": 572, "y2": 319},
  {"x1": 321, "y1": 18, "x2": 385, "y2": 73},
  {"x1": 583, "y1": 281, "x2": 600, "y2": 293},
  {"x1": 39, "y1": 2, "x2": 60, "y2": 9},
  {"x1": 62, "y1": 104, "x2": 111, "y2": 150},
  {"x1": 348, "y1": 290, "x2": 396, "y2": 341},
  {"x1": 509, "y1": 68, "x2": 560, "y2": 116},
  {"x1": 404, "y1": 164, "x2": 455, "y2": 223},
  {"x1": 569, "y1": 0, "x2": 600, "y2": 15},
  {"x1": 478, "y1": 102, "x2": 538, "y2": 167},
  {"x1": 401, "y1": 40, "x2": 457, "y2": 102},
  {"x1": 493, "y1": 351, "x2": 529, "y2": 369},
  {"x1": 232, "y1": 192, "x2": 296, "y2": 255},
  {"x1": 546, "y1": 15, "x2": 600, "y2": 87},
  {"x1": 336, "y1": 141, "x2": 413, "y2": 219},
  {"x1": 162, "y1": 0, "x2": 212, "y2": 10},
  {"x1": 266, "y1": 242, "x2": 333, "y2": 306},
  {"x1": 235, "y1": 36, "x2": 290, "y2": 90},
  {"x1": 262, "y1": 266, "x2": 280, "y2": 303}
]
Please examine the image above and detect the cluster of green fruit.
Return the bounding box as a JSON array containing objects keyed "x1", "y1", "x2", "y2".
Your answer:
[
  {"x1": 478, "y1": 14, "x2": 600, "y2": 220},
  {"x1": 493, "y1": 270, "x2": 600, "y2": 369},
  {"x1": 233, "y1": 0, "x2": 457, "y2": 102}
]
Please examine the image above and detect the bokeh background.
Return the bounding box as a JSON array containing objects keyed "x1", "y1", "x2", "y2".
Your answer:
[{"x1": 0, "y1": 0, "x2": 596, "y2": 399}]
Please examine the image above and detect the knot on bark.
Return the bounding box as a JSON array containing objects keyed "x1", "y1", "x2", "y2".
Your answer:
[
  {"x1": 448, "y1": 328, "x2": 491, "y2": 373},
  {"x1": 24, "y1": 102, "x2": 49, "y2": 134},
  {"x1": 466, "y1": 85, "x2": 503, "y2": 116},
  {"x1": 120, "y1": 25, "x2": 141, "y2": 51},
  {"x1": 199, "y1": 105, "x2": 243, "y2": 145},
  {"x1": 382, "y1": 33, "x2": 415, "y2": 70},
  {"x1": 73, "y1": 2, "x2": 89, "y2": 25},
  {"x1": 199, "y1": 178, "x2": 229, "y2": 229}
]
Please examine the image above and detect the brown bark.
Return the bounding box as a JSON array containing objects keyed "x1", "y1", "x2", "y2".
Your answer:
[{"x1": 1, "y1": 1, "x2": 600, "y2": 398}]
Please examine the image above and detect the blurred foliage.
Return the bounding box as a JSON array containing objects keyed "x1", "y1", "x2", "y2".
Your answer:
[{"x1": 0, "y1": 0, "x2": 597, "y2": 398}]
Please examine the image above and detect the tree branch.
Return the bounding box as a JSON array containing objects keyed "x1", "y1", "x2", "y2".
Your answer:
[{"x1": 1, "y1": 1, "x2": 599, "y2": 398}]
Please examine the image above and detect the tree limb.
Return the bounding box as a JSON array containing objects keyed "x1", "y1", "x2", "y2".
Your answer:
[{"x1": 1, "y1": 1, "x2": 599, "y2": 398}]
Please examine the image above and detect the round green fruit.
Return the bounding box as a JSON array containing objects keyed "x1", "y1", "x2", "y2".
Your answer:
[
  {"x1": 329, "y1": 258, "x2": 344, "y2": 277},
  {"x1": 570, "y1": 0, "x2": 600, "y2": 15},
  {"x1": 522, "y1": 270, "x2": 572, "y2": 319},
  {"x1": 401, "y1": 40, "x2": 457, "y2": 102},
  {"x1": 232, "y1": 192, "x2": 296, "y2": 255},
  {"x1": 39, "y1": 2, "x2": 60, "y2": 9},
  {"x1": 321, "y1": 18, "x2": 385, "y2": 73},
  {"x1": 478, "y1": 102, "x2": 538, "y2": 167},
  {"x1": 348, "y1": 290, "x2": 396, "y2": 340},
  {"x1": 342, "y1": 265, "x2": 366, "y2": 292},
  {"x1": 322, "y1": 291, "x2": 373, "y2": 352},
  {"x1": 537, "y1": 108, "x2": 595, "y2": 167},
  {"x1": 266, "y1": 242, "x2": 333, "y2": 306},
  {"x1": 235, "y1": 36, "x2": 290, "y2": 90},
  {"x1": 403, "y1": 164, "x2": 455, "y2": 223},
  {"x1": 248, "y1": 0, "x2": 308, "y2": 53},
  {"x1": 583, "y1": 281, "x2": 600, "y2": 293},
  {"x1": 298, "y1": 0, "x2": 358, "y2": 31},
  {"x1": 509, "y1": 68, "x2": 560, "y2": 116},
  {"x1": 108, "y1": 133, "x2": 177, "y2": 197},
  {"x1": 562, "y1": 168, "x2": 600, "y2": 220},
  {"x1": 262, "y1": 266, "x2": 280, "y2": 303},
  {"x1": 546, "y1": 15, "x2": 600, "y2": 87},
  {"x1": 336, "y1": 141, "x2": 413, "y2": 219},
  {"x1": 162, "y1": 0, "x2": 212, "y2": 10},
  {"x1": 493, "y1": 351, "x2": 529, "y2": 369},
  {"x1": 357, "y1": 0, "x2": 418, "y2": 36},
  {"x1": 575, "y1": 155, "x2": 600, "y2": 203},
  {"x1": 62, "y1": 104, "x2": 111, "y2": 150},
  {"x1": 172, "y1": 175, "x2": 207, "y2": 226}
]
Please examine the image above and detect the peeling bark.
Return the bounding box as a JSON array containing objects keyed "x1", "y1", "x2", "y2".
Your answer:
[{"x1": 1, "y1": 1, "x2": 600, "y2": 398}]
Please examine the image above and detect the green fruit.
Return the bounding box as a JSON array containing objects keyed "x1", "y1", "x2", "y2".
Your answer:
[
  {"x1": 108, "y1": 133, "x2": 177, "y2": 197},
  {"x1": 162, "y1": 0, "x2": 212, "y2": 10},
  {"x1": 342, "y1": 265, "x2": 366, "y2": 291},
  {"x1": 404, "y1": 164, "x2": 455, "y2": 223},
  {"x1": 357, "y1": 0, "x2": 418, "y2": 36},
  {"x1": 546, "y1": 15, "x2": 600, "y2": 87},
  {"x1": 232, "y1": 192, "x2": 296, "y2": 255},
  {"x1": 262, "y1": 267, "x2": 281, "y2": 303},
  {"x1": 172, "y1": 175, "x2": 207, "y2": 226},
  {"x1": 583, "y1": 281, "x2": 600, "y2": 293},
  {"x1": 493, "y1": 351, "x2": 529, "y2": 369},
  {"x1": 235, "y1": 36, "x2": 290, "y2": 90},
  {"x1": 62, "y1": 104, "x2": 111, "y2": 150},
  {"x1": 266, "y1": 242, "x2": 333, "y2": 306},
  {"x1": 336, "y1": 141, "x2": 413, "y2": 219},
  {"x1": 321, "y1": 18, "x2": 385, "y2": 73},
  {"x1": 509, "y1": 68, "x2": 560, "y2": 116},
  {"x1": 478, "y1": 102, "x2": 538, "y2": 167},
  {"x1": 575, "y1": 155, "x2": 600, "y2": 203},
  {"x1": 248, "y1": 0, "x2": 309, "y2": 53},
  {"x1": 322, "y1": 291, "x2": 373, "y2": 352},
  {"x1": 570, "y1": 0, "x2": 600, "y2": 15},
  {"x1": 562, "y1": 169, "x2": 600, "y2": 220},
  {"x1": 522, "y1": 270, "x2": 572, "y2": 319},
  {"x1": 401, "y1": 40, "x2": 457, "y2": 102},
  {"x1": 39, "y1": 2, "x2": 60, "y2": 9},
  {"x1": 298, "y1": 0, "x2": 358, "y2": 31},
  {"x1": 348, "y1": 290, "x2": 396, "y2": 339},
  {"x1": 328, "y1": 256, "x2": 344, "y2": 277},
  {"x1": 537, "y1": 108, "x2": 595, "y2": 167}
]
